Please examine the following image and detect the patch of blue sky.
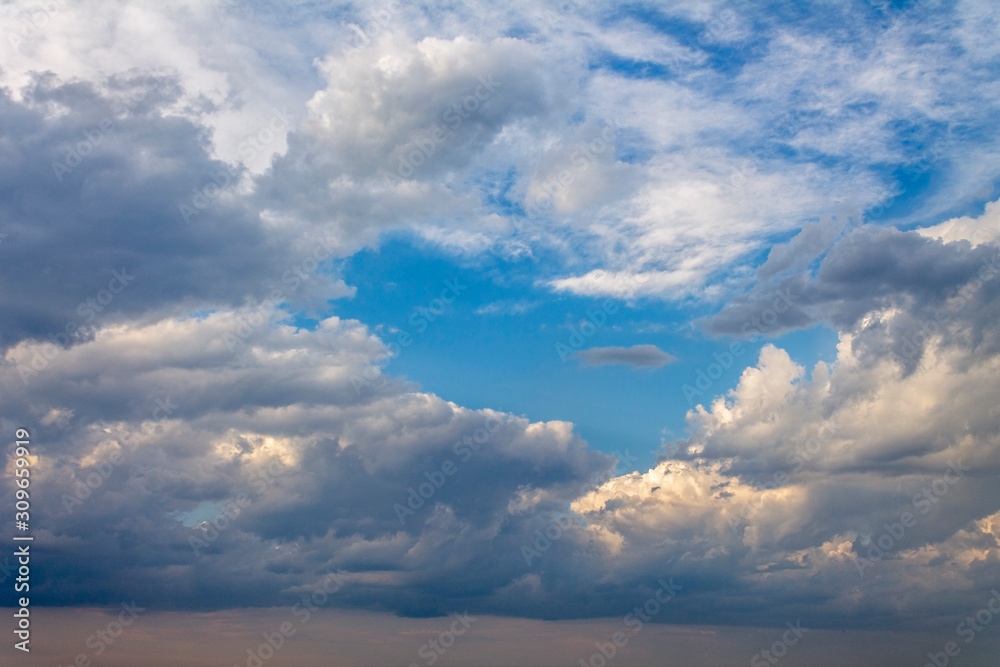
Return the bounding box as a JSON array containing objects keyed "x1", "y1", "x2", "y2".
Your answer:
[
  {"x1": 174, "y1": 501, "x2": 223, "y2": 528},
  {"x1": 882, "y1": 164, "x2": 944, "y2": 218},
  {"x1": 749, "y1": 0, "x2": 888, "y2": 43},
  {"x1": 326, "y1": 235, "x2": 843, "y2": 474},
  {"x1": 899, "y1": 179, "x2": 1000, "y2": 230},
  {"x1": 186, "y1": 308, "x2": 219, "y2": 320},
  {"x1": 588, "y1": 52, "x2": 674, "y2": 81},
  {"x1": 470, "y1": 166, "x2": 523, "y2": 216},
  {"x1": 503, "y1": 25, "x2": 537, "y2": 41},
  {"x1": 608, "y1": 124, "x2": 656, "y2": 164},
  {"x1": 286, "y1": 310, "x2": 321, "y2": 332}
]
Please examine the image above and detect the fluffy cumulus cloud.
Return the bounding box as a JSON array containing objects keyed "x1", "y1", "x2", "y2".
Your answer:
[
  {"x1": 3, "y1": 213, "x2": 999, "y2": 627},
  {"x1": 1, "y1": 309, "x2": 611, "y2": 612},
  {"x1": 256, "y1": 31, "x2": 562, "y2": 257},
  {"x1": 566, "y1": 207, "x2": 1000, "y2": 627},
  {"x1": 568, "y1": 322, "x2": 1000, "y2": 627}
]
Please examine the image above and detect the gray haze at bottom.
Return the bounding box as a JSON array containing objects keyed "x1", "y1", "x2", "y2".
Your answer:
[{"x1": 3, "y1": 607, "x2": 998, "y2": 666}]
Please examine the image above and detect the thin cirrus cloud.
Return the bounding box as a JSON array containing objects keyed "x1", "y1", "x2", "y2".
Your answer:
[{"x1": 572, "y1": 344, "x2": 677, "y2": 368}]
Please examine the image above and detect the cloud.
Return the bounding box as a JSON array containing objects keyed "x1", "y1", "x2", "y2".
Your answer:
[
  {"x1": 919, "y1": 197, "x2": 1000, "y2": 247},
  {"x1": 572, "y1": 317, "x2": 1000, "y2": 627},
  {"x1": 5, "y1": 278, "x2": 1000, "y2": 628},
  {"x1": 2, "y1": 0, "x2": 1000, "y2": 639},
  {"x1": 572, "y1": 344, "x2": 677, "y2": 368},
  {"x1": 0, "y1": 308, "x2": 613, "y2": 614},
  {"x1": 0, "y1": 0, "x2": 313, "y2": 170},
  {"x1": 299, "y1": 33, "x2": 554, "y2": 182},
  {"x1": 526, "y1": 0, "x2": 1000, "y2": 300},
  {"x1": 474, "y1": 299, "x2": 540, "y2": 316},
  {"x1": 702, "y1": 201, "x2": 1000, "y2": 369},
  {"x1": 0, "y1": 75, "x2": 354, "y2": 348},
  {"x1": 6, "y1": 0, "x2": 1000, "y2": 306}
]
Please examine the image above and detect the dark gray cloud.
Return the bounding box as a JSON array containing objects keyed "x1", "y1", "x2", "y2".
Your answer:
[
  {"x1": 702, "y1": 222, "x2": 1000, "y2": 374},
  {"x1": 573, "y1": 344, "x2": 676, "y2": 368},
  {"x1": 0, "y1": 73, "x2": 351, "y2": 349},
  {"x1": 0, "y1": 310, "x2": 616, "y2": 616},
  {"x1": 754, "y1": 213, "x2": 848, "y2": 281},
  {"x1": 3, "y1": 290, "x2": 999, "y2": 631}
]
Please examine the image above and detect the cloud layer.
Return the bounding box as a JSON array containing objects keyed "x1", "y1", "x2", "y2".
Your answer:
[
  {"x1": 4, "y1": 210, "x2": 999, "y2": 627},
  {"x1": 0, "y1": 0, "x2": 998, "y2": 640}
]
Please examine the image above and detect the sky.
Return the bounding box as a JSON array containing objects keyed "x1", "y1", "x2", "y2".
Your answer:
[{"x1": 1, "y1": 0, "x2": 1000, "y2": 665}]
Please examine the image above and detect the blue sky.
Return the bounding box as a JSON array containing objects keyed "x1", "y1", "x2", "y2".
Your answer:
[
  {"x1": 325, "y1": 235, "x2": 843, "y2": 474},
  {"x1": 2, "y1": 0, "x2": 1000, "y2": 665}
]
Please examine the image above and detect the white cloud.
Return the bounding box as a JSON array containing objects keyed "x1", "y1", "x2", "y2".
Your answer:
[
  {"x1": 0, "y1": 0, "x2": 311, "y2": 170},
  {"x1": 568, "y1": 297, "x2": 1000, "y2": 621},
  {"x1": 918, "y1": 197, "x2": 1000, "y2": 247}
]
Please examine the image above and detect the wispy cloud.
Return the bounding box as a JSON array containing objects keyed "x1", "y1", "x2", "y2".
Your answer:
[{"x1": 475, "y1": 299, "x2": 540, "y2": 316}]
